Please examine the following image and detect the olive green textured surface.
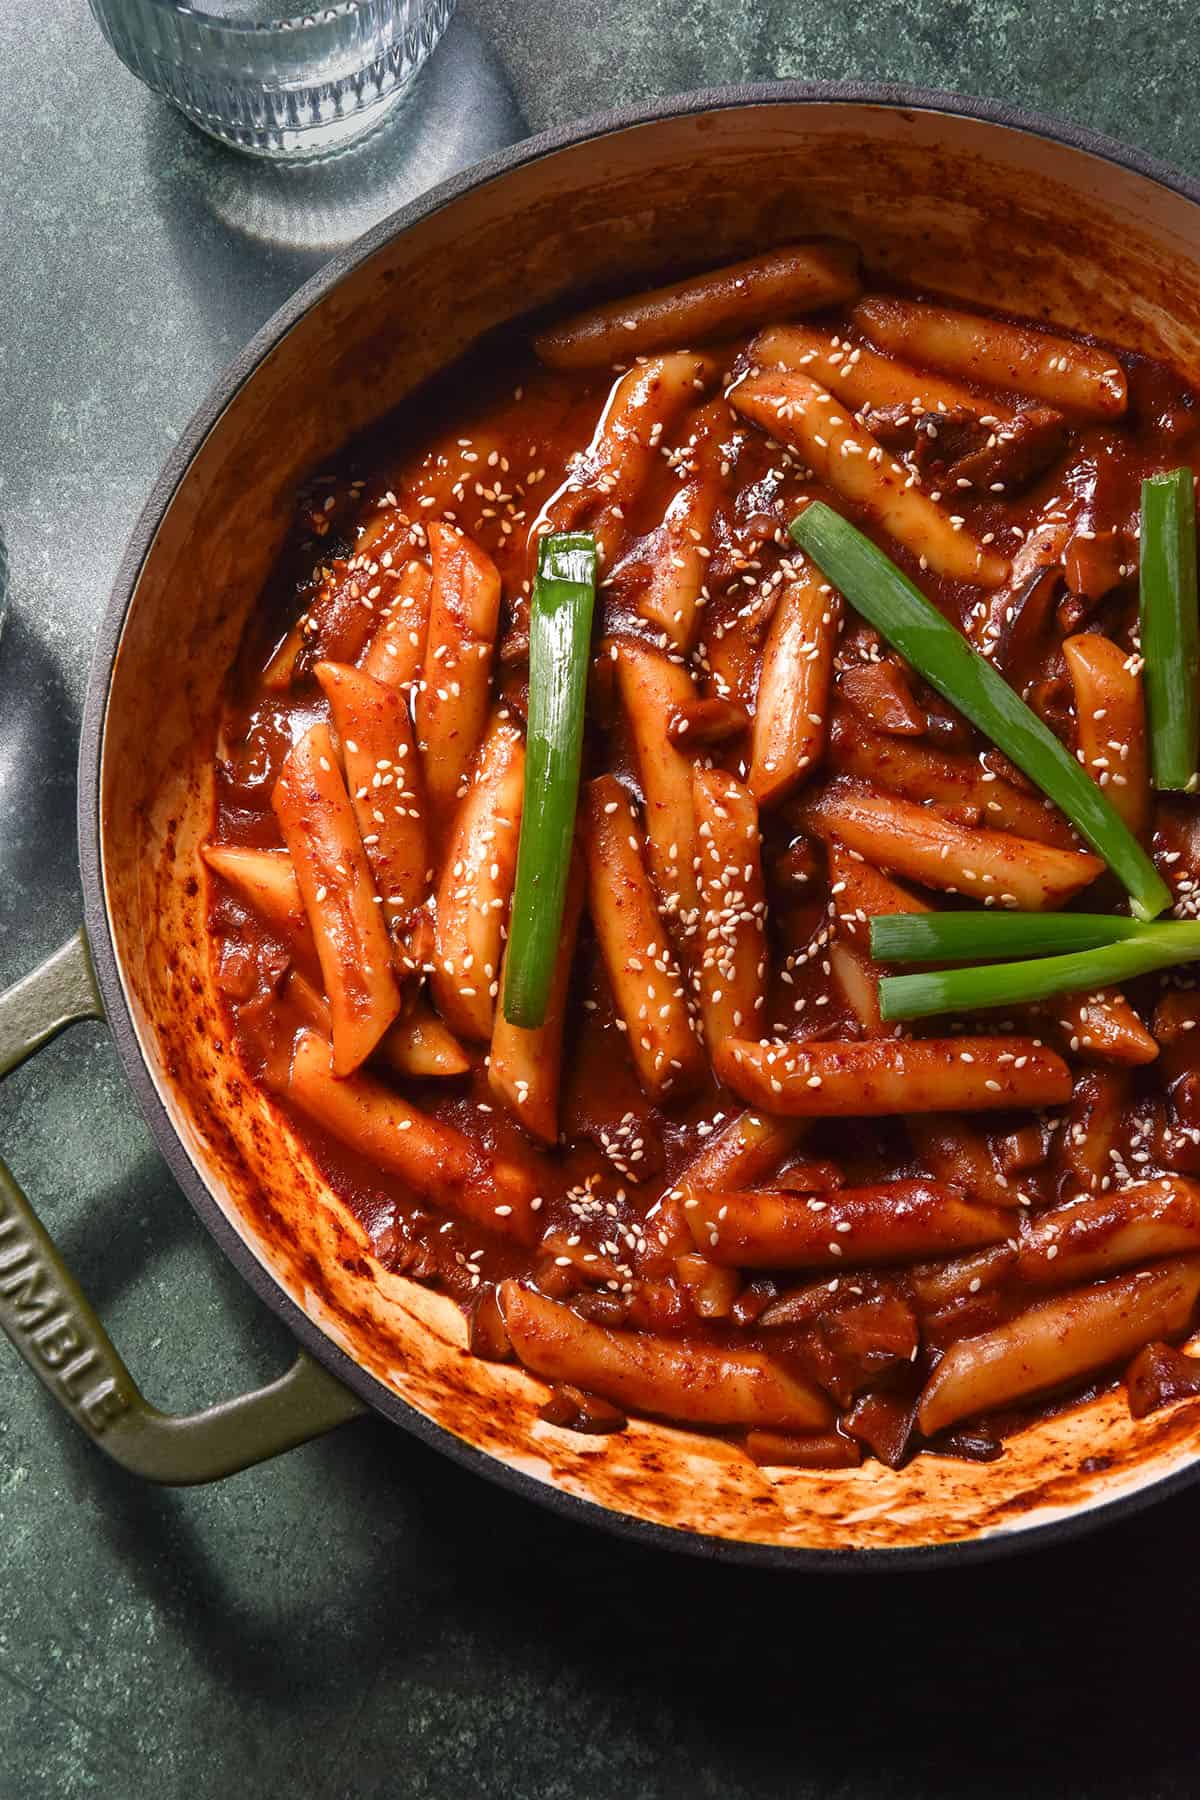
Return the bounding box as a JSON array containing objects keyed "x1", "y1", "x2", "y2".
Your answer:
[
  {"x1": 0, "y1": 933, "x2": 103, "y2": 1080},
  {"x1": 4, "y1": 0, "x2": 1200, "y2": 1795},
  {"x1": 0, "y1": 933, "x2": 364, "y2": 1484}
]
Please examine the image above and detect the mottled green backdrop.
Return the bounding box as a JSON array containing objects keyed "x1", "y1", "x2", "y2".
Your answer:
[{"x1": 2, "y1": 2, "x2": 1198, "y2": 1796}]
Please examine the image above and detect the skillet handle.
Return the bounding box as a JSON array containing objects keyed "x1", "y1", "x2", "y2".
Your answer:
[{"x1": 0, "y1": 931, "x2": 366, "y2": 1483}]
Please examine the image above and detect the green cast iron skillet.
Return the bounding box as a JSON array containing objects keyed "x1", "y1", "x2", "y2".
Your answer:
[{"x1": 5, "y1": 83, "x2": 1200, "y2": 1567}]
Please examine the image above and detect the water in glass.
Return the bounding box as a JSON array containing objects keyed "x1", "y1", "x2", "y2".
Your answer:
[{"x1": 89, "y1": 0, "x2": 458, "y2": 159}]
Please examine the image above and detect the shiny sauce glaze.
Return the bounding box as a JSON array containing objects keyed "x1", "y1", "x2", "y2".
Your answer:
[{"x1": 207, "y1": 243, "x2": 1200, "y2": 1469}]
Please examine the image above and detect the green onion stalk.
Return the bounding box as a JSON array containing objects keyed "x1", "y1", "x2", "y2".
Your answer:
[
  {"x1": 503, "y1": 532, "x2": 597, "y2": 1029},
  {"x1": 790, "y1": 502, "x2": 1171, "y2": 921}
]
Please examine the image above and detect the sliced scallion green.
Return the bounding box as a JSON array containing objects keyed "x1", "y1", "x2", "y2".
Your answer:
[
  {"x1": 503, "y1": 532, "x2": 597, "y2": 1029},
  {"x1": 878, "y1": 923, "x2": 1200, "y2": 1022},
  {"x1": 870, "y1": 911, "x2": 1148, "y2": 965},
  {"x1": 789, "y1": 502, "x2": 1171, "y2": 921},
  {"x1": 1139, "y1": 468, "x2": 1199, "y2": 791}
]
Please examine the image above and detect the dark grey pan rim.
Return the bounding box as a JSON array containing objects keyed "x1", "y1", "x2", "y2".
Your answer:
[{"x1": 77, "y1": 81, "x2": 1200, "y2": 1572}]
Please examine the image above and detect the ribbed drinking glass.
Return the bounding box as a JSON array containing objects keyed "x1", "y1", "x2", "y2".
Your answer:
[{"x1": 89, "y1": 0, "x2": 457, "y2": 159}]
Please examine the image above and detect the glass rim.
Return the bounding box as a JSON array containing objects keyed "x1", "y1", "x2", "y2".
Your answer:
[{"x1": 129, "y1": 0, "x2": 390, "y2": 33}]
